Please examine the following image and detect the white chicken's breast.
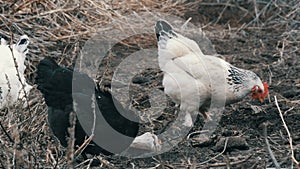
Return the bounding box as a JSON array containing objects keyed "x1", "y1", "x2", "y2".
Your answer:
[
  {"x1": 155, "y1": 20, "x2": 266, "y2": 127},
  {"x1": 0, "y1": 35, "x2": 31, "y2": 108}
]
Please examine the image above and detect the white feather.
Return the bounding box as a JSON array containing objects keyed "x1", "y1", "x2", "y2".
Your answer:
[
  {"x1": 156, "y1": 21, "x2": 264, "y2": 125},
  {"x1": 0, "y1": 35, "x2": 31, "y2": 108}
]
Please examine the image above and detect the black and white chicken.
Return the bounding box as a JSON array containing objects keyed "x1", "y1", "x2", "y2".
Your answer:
[
  {"x1": 0, "y1": 35, "x2": 31, "y2": 109},
  {"x1": 155, "y1": 20, "x2": 269, "y2": 127}
]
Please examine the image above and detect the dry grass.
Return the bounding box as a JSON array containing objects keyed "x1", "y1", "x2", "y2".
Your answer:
[{"x1": 0, "y1": 0, "x2": 299, "y2": 168}]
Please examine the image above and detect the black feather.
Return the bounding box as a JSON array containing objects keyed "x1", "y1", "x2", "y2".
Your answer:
[
  {"x1": 0, "y1": 86, "x2": 2, "y2": 100},
  {"x1": 35, "y1": 57, "x2": 139, "y2": 156},
  {"x1": 227, "y1": 65, "x2": 244, "y2": 85},
  {"x1": 155, "y1": 20, "x2": 176, "y2": 41}
]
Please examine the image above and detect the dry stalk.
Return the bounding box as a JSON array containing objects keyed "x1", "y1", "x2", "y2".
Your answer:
[
  {"x1": 274, "y1": 96, "x2": 300, "y2": 168},
  {"x1": 12, "y1": 123, "x2": 24, "y2": 169},
  {"x1": 262, "y1": 122, "x2": 281, "y2": 169},
  {"x1": 207, "y1": 155, "x2": 252, "y2": 167},
  {"x1": 198, "y1": 137, "x2": 229, "y2": 165},
  {"x1": 67, "y1": 111, "x2": 76, "y2": 168},
  {"x1": 0, "y1": 121, "x2": 14, "y2": 143},
  {"x1": 46, "y1": 148, "x2": 58, "y2": 167},
  {"x1": 73, "y1": 93, "x2": 96, "y2": 157},
  {"x1": 74, "y1": 135, "x2": 93, "y2": 157}
]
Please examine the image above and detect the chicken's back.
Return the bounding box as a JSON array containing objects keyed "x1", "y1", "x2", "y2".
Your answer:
[{"x1": 35, "y1": 57, "x2": 140, "y2": 156}]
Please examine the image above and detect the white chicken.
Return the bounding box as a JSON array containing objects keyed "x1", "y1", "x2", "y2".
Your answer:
[
  {"x1": 0, "y1": 35, "x2": 31, "y2": 109},
  {"x1": 155, "y1": 20, "x2": 268, "y2": 127}
]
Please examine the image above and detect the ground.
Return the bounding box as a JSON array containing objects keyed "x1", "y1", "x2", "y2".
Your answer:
[{"x1": 0, "y1": 0, "x2": 299, "y2": 168}]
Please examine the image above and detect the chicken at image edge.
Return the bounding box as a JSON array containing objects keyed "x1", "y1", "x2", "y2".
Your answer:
[
  {"x1": 0, "y1": 35, "x2": 31, "y2": 109},
  {"x1": 155, "y1": 20, "x2": 269, "y2": 127}
]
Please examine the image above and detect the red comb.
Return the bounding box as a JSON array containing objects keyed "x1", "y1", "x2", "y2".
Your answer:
[{"x1": 262, "y1": 82, "x2": 269, "y2": 99}]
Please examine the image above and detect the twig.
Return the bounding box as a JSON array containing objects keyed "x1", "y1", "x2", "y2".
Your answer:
[
  {"x1": 274, "y1": 96, "x2": 300, "y2": 168},
  {"x1": 91, "y1": 93, "x2": 96, "y2": 136},
  {"x1": 74, "y1": 158, "x2": 93, "y2": 168},
  {"x1": 46, "y1": 148, "x2": 57, "y2": 167},
  {"x1": 95, "y1": 156, "x2": 113, "y2": 168},
  {"x1": 67, "y1": 111, "x2": 76, "y2": 169},
  {"x1": 214, "y1": 0, "x2": 231, "y2": 25},
  {"x1": 207, "y1": 155, "x2": 252, "y2": 167},
  {"x1": 0, "y1": 121, "x2": 14, "y2": 143},
  {"x1": 74, "y1": 135, "x2": 93, "y2": 157},
  {"x1": 198, "y1": 137, "x2": 229, "y2": 165},
  {"x1": 262, "y1": 123, "x2": 281, "y2": 169},
  {"x1": 73, "y1": 93, "x2": 96, "y2": 157},
  {"x1": 186, "y1": 130, "x2": 208, "y2": 140},
  {"x1": 284, "y1": 107, "x2": 294, "y2": 115},
  {"x1": 181, "y1": 17, "x2": 192, "y2": 30},
  {"x1": 86, "y1": 158, "x2": 94, "y2": 169},
  {"x1": 223, "y1": 154, "x2": 230, "y2": 169}
]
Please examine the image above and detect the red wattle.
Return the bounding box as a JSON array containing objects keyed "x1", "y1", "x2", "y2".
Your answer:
[{"x1": 262, "y1": 82, "x2": 269, "y2": 98}]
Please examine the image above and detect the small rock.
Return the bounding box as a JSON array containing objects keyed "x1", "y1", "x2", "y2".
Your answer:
[
  {"x1": 123, "y1": 132, "x2": 162, "y2": 157},
  {"x1": 222, "y1": 129, "x2": 240, "y2": 137},
  {"x1": 250, "y1": 105, "x2": 263, "y2": 114},
  {"x1": 214, "y1": 136, "x2": 249, "y2": 152},
  {"x1": 191, "y1": 134, "x2": 216, "y2": 147},
  {"x1": 128, "y1": 132, "x2": 161, "y2": 151}
]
